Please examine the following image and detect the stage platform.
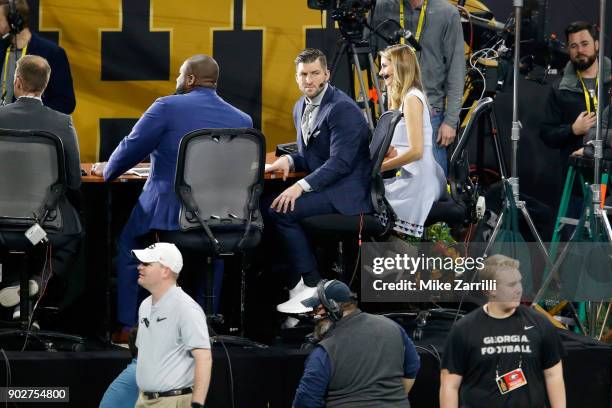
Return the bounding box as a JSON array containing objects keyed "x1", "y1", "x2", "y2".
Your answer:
[{"x1": 1, "y1": 329, "x2": 610, "y2": 408}]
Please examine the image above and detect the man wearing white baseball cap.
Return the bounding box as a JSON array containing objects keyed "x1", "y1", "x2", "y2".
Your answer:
[{"x1": 132, "y1": 243, "x2": 212, "y2": 408}]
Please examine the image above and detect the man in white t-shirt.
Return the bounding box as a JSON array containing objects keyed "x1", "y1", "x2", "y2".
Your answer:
[{"x1": 133, "y1": 243, "x2": 212, "y2": 408}]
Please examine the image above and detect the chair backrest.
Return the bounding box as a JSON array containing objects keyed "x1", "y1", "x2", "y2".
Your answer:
[
  {"x1": 445, "y1": 98, "x2": 495, "y2": 224},
  {"x1": 175, "y1": 128, "x2": 265, "y2": 231},
  {"x1": 0, "y1": 129, "x2": 66, "y2": 231},
  {"x1": 449, "y1": 97, "x2": 494, "y2": 168},
  {"x1": 369, "y1": 110, "x2": 403, "y2": 213}
]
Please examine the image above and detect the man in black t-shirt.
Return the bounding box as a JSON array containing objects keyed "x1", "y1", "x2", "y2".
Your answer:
[{"x1": 440, "y1": 255, "x2": 566, "y2": 408}]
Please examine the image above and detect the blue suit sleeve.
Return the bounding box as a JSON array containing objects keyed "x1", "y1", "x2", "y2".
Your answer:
[
  {"x1": 293, "y1": 347, "x2": 331, "y2": 408},
  {"x1": 397, "y1": 323, "x2": 420, "y2": 378},
  {"x1": 103, "y1": 98, "x2": 167, "y2": 181},
  {"x1": 303, "y1": 101, "x2": 367, "y2": 191}
]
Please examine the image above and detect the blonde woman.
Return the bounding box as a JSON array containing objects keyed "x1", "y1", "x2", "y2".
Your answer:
[{"x1": 379, "y1": 44, "x2": 446, "y2": 238}]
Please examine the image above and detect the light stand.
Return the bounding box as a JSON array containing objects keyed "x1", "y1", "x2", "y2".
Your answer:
[
  {"x1": 533, "y1": 0, "x2": 611, "y2": 339},
  {"x1": 591, "y1": 0, "x2": 612, "y2": 242},
  {"x1": 483, "y1": 0, "x2": 550, "y2": 264},
  {"x1": 587, "y1": 0, "x2": 612, "y2": 337}
]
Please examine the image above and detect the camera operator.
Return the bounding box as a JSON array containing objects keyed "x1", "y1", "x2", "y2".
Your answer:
[
  {"x1": 288, "y1": 280, "x2": 420, "y2": 408},
  {"x1": 369, "y1": 0, "x2": 465, "y2": 175},
  {"x1": 440, "y1": 255, "x2": 566, "y2": 408}
]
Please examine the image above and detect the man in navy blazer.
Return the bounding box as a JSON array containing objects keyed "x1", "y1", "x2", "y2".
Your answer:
[
  {"x1": 0, "y1": 0, "x2": 76, "y2": 114},
  {"x1": 266, "y1": 48, "x2": 371, "y2": 313},
  {"x1": 94, "y1": 55, "x2": 252, "y2": 331}
]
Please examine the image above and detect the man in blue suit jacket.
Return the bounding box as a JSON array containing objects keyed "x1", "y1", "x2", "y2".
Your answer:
[
  {"x1": 94, "y1": 55, "x2": 252, "y2": 331},
  {"x1": 266, "y1": 49, "x2": 371, "y2": 313}
]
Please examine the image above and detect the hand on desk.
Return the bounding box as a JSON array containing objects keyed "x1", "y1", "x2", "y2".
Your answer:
[
  {"x1": 91, "y1": 161, "x2": 108, "y2": 176},
  {"x1": 271, "y1": 183, "x2": 303, "y2": 213},
  {"x1": 265, "y1": 155, "x2": 291, "y2": 181}
]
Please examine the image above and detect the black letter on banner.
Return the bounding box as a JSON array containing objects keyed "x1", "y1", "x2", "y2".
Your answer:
[
  {"x1": 26, "y1": 0, "x2": 59, "y2": 44},
  {"x1": 101, "y1": 0, "x2": 169, "y2": 80},
  {"x1": 213, "y1": 0, "x2": 262, "y2": 129}
]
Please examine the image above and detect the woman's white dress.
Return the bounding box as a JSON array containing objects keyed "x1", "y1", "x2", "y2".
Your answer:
[{"x1": 383, "y1": 88, "x2": 446, "y2": 237}]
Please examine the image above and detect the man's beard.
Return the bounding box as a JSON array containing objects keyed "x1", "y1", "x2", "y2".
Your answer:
[
  {"x1": 572, "y1": 52, "x2": 597, "y2": 72},
  {"x1": 175, "y1": 82, "x2": 187, "y2": 95},
  {"x1": 314, "y1": 318, "x2": 332, "y2": 340}
]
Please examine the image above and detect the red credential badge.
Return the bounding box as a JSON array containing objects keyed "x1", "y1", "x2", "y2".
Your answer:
[{"x1": 496, "y1": 368, "x2": 527, "y2": 395}]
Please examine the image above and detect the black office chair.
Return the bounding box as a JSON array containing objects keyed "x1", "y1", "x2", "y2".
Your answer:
[
  {"x1": 299, "y1": 110, "x2": 403, "y2": 279},
  {"x1": 155, "y1": 128, "x2": 264, "y2": 337},
  {"x1": 0, "y1": 129, "x2": 83, "y2": 350},
  {"x1": 424, "y1": 98, "x2": 495, "y2": 228}
]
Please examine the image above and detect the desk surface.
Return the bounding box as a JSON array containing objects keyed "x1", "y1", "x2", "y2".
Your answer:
[{"x1": 81, "y1": 152, "x2": 304, "y2": 183}]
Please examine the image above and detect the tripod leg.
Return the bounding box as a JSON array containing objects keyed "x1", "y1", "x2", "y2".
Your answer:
[
  {"x1": 518, "y1": 202, "x2": 552, "y2": 267},
  {"x1": 489, "y1": 110, "x2": 508, "y2": 178},
  {"x1": 532, "y1": 230, "x2": 573, "y2": 304},
  {"x1": 599, "y1": 302, "x2": 611, "y2": 340},
  {"x1": 567, "y1": 301, "x2": 588, "y2": 336},
  {"x1": 599, "y1": 209, "x2": 612, "y2": 242},
  {"x1": 483, "y1": 211, "x2": 504, "y2": 256},
  {"x1": 367, "y1": 53, "x2": 385, "y2": 114},
  {"x1": 350, "y1": 44, "x2": 375, "y2": 132},
  {"x1": 330, "y1": 42, "x2": 348, "y2": 83}
]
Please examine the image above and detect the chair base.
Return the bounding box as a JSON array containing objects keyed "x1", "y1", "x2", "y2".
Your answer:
[
  {"x1": 0, "y1": 325, "x2": 85, "y2": 351},
  {"x1": 301, "y1": 213, "x2": 387, "y2": 240}
]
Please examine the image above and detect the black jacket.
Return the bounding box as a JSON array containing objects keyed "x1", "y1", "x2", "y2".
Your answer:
[
  {"x1": 0, "y1": 33, "x2": 76, "y2": 114},
  {"x1": 540, "y1": 58, "x2": 611, "y2": 172}
]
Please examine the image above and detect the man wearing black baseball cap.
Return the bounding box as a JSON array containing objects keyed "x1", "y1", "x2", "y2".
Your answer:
[{"x1": 289, "y1": 279, "x2": 420, "y2": 408}]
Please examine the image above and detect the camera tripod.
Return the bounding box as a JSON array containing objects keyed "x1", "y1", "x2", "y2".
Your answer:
[
  {"x1": 482, "y1": 0, "x2": 550, "y2": 264},
  {"x1": 329, "y1": 37, "x2": 384, "y2": 132}
]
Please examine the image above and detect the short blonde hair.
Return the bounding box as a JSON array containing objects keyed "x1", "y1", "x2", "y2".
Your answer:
[
  {"x1": 15, "y1": 55, "x2": 50, "y2": 93},
  {"x1": 478, "y1": 254, "x2": 520, "y2": 282},
  {"x1": 379, "y1": 44, "x2": 424, "y2": 110}
]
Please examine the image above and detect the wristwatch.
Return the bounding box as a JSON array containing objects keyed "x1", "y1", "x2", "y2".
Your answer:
[{"x1": 191, "y1": 403, "x2": 204, "y2": 408}]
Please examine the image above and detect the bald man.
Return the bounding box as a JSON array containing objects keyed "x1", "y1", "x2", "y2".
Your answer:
[{"x1": 94, "y1": 55, "x2": 252, "y2": 335}]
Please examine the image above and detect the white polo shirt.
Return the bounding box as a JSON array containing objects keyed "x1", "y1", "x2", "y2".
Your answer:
[{"x1": 136, "y1": 285, "x2": 210, "y2": 392}]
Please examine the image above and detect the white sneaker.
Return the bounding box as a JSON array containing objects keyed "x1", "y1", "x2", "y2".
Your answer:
[
  {"x1": 277, "y1": 285, "x2": 317, "y2": 314},
  {"x1": 0, "y1": 279, "x2": 40, "y2": 308},
  {"x1": 289, "y1": 278, "x2": 305, "y2": 299}
]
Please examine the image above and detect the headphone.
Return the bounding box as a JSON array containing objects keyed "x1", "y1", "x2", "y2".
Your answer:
[
  {"x1": 6, "y1": 0, "x2": 25, "y2": 35},
  {"x1": 317, "y1": 279, "x2": 343, "y2": 323}
]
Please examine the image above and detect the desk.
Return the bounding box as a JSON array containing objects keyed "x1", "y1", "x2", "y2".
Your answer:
[
  {"x1": 81, "y1": 152, "x2": 305, "y2": 182},
  {"x1": 80, "y1": 152, "x2": 303, "y2": 339}
]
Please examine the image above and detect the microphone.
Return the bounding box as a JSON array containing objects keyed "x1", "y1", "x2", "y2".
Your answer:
[
  {"x1": 394, "y1": 29, "x2": 422, "y2": 51},
  {"x1": 142, "y1": 317, "x2": 150, "y2": 328}
]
